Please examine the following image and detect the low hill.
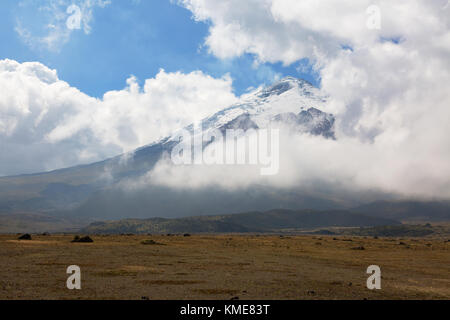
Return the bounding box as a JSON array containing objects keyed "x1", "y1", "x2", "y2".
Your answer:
[
  {"x1": 81, "y1": 209, "x2": 400, "y2": 234},
  {"x1": 0, "y1": 212, "x2": 84, "y2": 234},
  {"x1": 339, "y1": 224, "x2": 447, "y2": 237},
  {"x1": 352, "y1": 201, "x2": 450, "y2": 222}
]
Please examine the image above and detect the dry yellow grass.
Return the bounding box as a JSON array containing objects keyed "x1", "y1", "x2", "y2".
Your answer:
[{"x1": 0, "y1": 234, "x2": 448, "y2": 300}]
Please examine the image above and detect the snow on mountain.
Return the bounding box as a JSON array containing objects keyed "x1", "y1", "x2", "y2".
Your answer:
[
  {"x1": 164, "y1": 77, "x2": 334, "y2": 146},
  {"x1": 271, "y1": 108, "x2": 335, "y2": 139}
]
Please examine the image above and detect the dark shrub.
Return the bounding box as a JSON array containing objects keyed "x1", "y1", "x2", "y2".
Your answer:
[
  {"x1": 18, "y1": 234, "x2": 32, "y2": 240},
  {"x1": 72, "y1": 235, "x2": 93, "y2": 243},
  {"x1": 141, "y1": 239, "x2": 164, "y2": 245}
]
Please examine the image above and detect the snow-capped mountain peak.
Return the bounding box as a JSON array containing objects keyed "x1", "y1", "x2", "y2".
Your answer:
[{"x1": 167, "y1": 76, "x2": 334, "y2": 142}]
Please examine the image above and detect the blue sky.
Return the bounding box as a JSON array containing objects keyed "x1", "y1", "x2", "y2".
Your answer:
[{"x1": 0, "y1": 0, "x2": 319, "y2": 98}]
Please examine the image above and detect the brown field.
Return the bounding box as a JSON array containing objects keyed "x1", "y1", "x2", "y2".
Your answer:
[{"x1": 0, "y1": 234, "x2": 449, "y2": 300}]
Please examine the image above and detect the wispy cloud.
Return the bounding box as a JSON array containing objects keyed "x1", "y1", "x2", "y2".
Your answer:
[{"x1": 15, "y1": 0, "x2": 111, "y2": 52}]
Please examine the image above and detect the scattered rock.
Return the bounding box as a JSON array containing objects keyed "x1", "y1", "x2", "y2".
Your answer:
[
  {"x1": 398, "y1": 242, "x2": 411, "y2": 249},
  {"x1": 313, "y1": 230, "x2": 336, "y2": 236},
  {"x1": 141, "y1": 239, "x2": 164, "y2": 245},
  {"x1": 141, "y1": 239, "x2": 157, "y2": 245},
  {"x1": 348, "y1": 282, "x2": 352, "y2": 287},
  {"x1": 18, "y1": 234, "x2": 32, "y2": 240},
  {"x1": 183, "y1": 233, "x2": 191, "y2": 237},
  {"x1": 351, "y1": 246, "x2": 365, "y2": 250},
  {"x1": 307, "y1": 290, "x2": 316, "y2": 296},
  {"x1": 141, "y1": 296, "x2": 149, "y2": 300},
  {"x1": 72, "y1": 235, "x2": 93, "y2": 243},
  {"x1": 230, "y1": 296, "x2": 239, "y2": 300}
]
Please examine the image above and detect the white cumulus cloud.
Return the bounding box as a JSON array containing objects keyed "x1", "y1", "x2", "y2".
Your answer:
[{"x1": 0, "y1": 59, "x2": 238, "y2": 176}]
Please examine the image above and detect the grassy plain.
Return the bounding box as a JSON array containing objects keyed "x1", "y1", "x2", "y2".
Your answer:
[{"x1": 0, "y1": 234, "x2": 448, "y2": 300}]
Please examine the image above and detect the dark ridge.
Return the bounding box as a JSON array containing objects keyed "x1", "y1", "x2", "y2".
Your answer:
[{"x1": 81, "y1": 209, "x2": 400, "y2": 234}]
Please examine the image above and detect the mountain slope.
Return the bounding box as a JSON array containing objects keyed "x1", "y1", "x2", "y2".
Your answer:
[
  {"x1": 1, "y1": 77, "x2": 449, "y2": 226},
  {"x1": 0, "y1": 77, "x2": 339, "y2": 219},
  {"x1": 352, "y1": 201, "x2": 450, "y2": 222}
]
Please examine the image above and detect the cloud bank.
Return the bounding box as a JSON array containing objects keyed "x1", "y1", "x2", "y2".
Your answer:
[{"x1": 0, "y1": 59, "x2": 237, "y2": 175}]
